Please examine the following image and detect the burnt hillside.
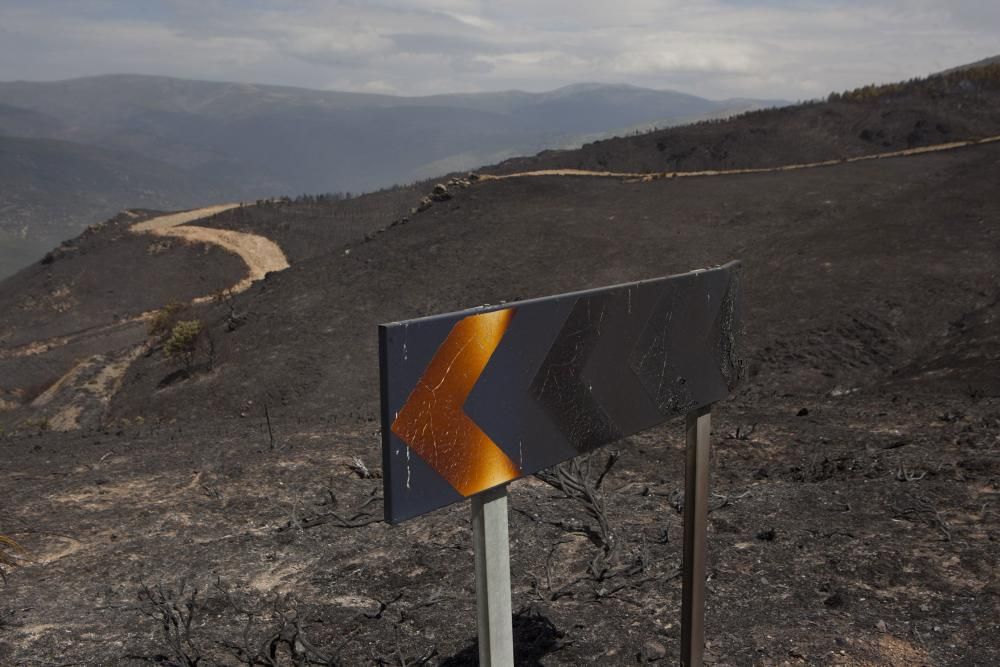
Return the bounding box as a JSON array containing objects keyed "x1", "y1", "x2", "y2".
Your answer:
[
  {"x1": 486, "y1": 65, "x2": 1000, "y2": 175},
  {"x1": 107, "y1": 140, "x2": 1000, "y2": 427},
  {"x1": 3, "y1": 66, "x2": 1000, "y2": 432}
]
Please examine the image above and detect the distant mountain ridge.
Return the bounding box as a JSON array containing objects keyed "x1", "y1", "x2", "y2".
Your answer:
[{"x1": 0, "y1": 74, "x2": 780, "y2": 277}]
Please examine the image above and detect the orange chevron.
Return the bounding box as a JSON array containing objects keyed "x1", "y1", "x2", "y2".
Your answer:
[{"x1": 391, "y1": 308, "x2": 520, "y2": 496}]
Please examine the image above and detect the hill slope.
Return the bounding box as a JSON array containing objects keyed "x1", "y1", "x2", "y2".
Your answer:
[
  {"x1": 487, "y1": 64, "x2": 1000, "y2": 175},
  {"x1": 0, "y1": 102, "x2": 63, "y2": 137},
  {"x1": 105, "y1": 139, "x2": 1000, "y2": 425},
  {"x1": 4, "y1": 63, "x2": 1000, "y2": 432}
]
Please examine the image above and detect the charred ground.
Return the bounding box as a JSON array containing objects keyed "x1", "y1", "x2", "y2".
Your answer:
[{"x1": 0, "y1": 64, "x2": 998, "y2": 666}]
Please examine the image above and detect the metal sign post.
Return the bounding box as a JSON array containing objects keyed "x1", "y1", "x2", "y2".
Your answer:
[
  {"x1": 682, "y1": 405, "x2": 712, "y2": 666},
  {"x1": 471, "y1": 485, "x2": 514, "y2": 667},
  {"x1": 378, "y1": 262, "x2": 743, "y2": 665}
]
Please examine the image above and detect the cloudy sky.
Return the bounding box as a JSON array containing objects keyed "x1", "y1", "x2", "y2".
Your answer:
[{"x1": 0, "y1": 1, "x2": 997, "y2": 100}]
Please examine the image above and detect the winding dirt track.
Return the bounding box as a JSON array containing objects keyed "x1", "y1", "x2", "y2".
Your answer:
[
  {"x1": 0, "y1": 204, "x2": 289, "y2": 361},
  {"x1": 131, "y1": 203, "x2": 290, "y2": 295},
  {"x1": 129, "y1": 203, "x2": 245, "y2": 232},
  {"x1": 480, "y1": 135, "x2": 1000, "y2": 182}
]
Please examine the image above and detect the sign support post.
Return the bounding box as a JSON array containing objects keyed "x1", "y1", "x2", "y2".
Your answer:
[
  {"x1": 681, "y1": 405, "x2": 712, "y2": 666},
  {"x1": 471, "y1": 484, "x2": 514, "y2": 667}
]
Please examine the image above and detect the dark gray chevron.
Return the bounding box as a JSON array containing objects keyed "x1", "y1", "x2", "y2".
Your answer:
[
  {"x1": 528, "y1": 285, "x2": 664, "y2": 452},
  {"x1": 629, "y1": 269, "x2": 738, "y2": 413},
  {"x1": 578, "y1": 286, "x2": 665, "y2": 434},
  {"x1": 717, "y1": 266, "x2": 745, "y2": 391},
  {"x1": 528, "y1": 295, "x2": 622, "y2": 452}
]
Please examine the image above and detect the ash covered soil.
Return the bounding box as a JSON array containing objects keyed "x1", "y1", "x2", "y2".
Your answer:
[
  {"x1": 1, "y1": 70, "x2": 1000, "y2": 665},
  {"x1": 2, "y1": 392, "x2": 998, "y2": 666}
]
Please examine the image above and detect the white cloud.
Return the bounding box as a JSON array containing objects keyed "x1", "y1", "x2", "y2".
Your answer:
[
  {"x1": 0, "y1": 1, "x2": 997, "y2": 98},
  {"x1": 610, "y1": 35, "x2": 759, "y2": 76},
  {"x1": 357, "y1": 79, "x2": 401, "y2": 94}
]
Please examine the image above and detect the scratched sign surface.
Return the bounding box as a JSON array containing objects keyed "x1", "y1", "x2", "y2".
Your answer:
[{"x1": 379, "y1": 261, "x2": 743, "y2": 523}]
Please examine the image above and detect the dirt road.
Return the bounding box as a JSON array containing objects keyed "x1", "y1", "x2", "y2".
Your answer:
[
  {"x1": 1, "y1": 205, "x2": 289, "y2": 362},
  {"x1": 131, "y1": 203, "x2": 290, "y2": 295},
  {"x1": 480, "y1": 135, "x2": 1000, "y2": 182}
]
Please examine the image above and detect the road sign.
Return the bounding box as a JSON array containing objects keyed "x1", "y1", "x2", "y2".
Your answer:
[
  {"x1": 379, "y1": 261, "x2": 743, "y2": 666},
  {"x1": 378, "y1": 261, "x2": 743, "y2": 524}
]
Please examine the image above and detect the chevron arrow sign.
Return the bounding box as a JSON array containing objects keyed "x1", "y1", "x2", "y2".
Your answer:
[{"x1": 378, "y1": 261, "x2": 744, "y2": 523}]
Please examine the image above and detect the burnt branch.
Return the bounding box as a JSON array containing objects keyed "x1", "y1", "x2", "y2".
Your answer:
[
  {"x1": 536, "y1": 453, "x2": 621, "y2": 580},
  {"x1": 216, "y1": 585, "x2": 361, "y2": 667},
  {"x1": 135, "y1": 579, "x2": 205, "y2": 666}
]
